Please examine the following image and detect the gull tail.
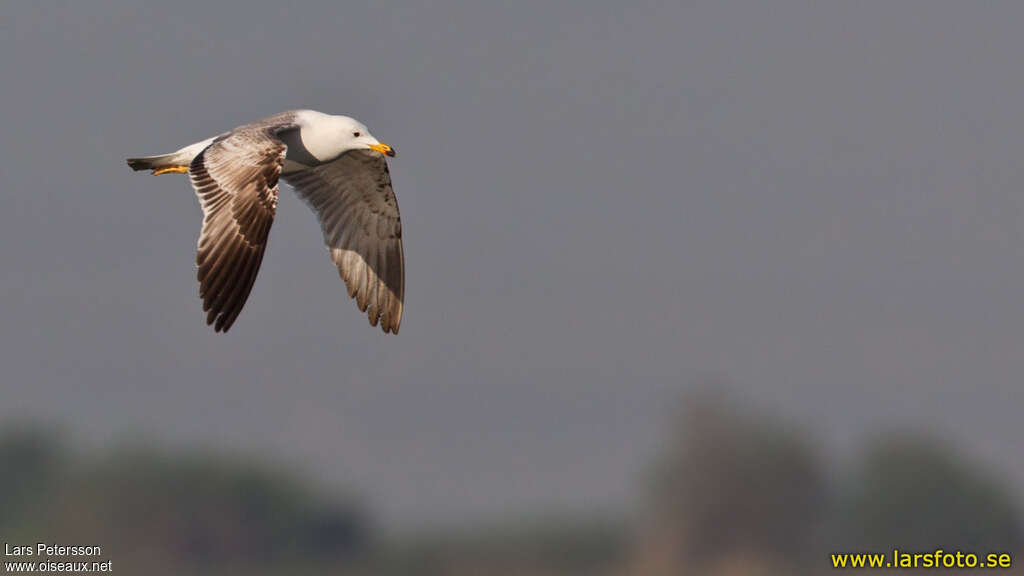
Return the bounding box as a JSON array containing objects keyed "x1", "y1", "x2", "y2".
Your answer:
[
  {"x1": 126, "y1": 154, "x2": 176, "y2": 172},
  {"x1": 126, "y1": 137, "x2": 217, "y2": 175}
]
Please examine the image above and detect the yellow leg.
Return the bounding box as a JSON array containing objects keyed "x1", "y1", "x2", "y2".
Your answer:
[{"x1": 152, "y1": 165, "x2": 189, "y2": 176}]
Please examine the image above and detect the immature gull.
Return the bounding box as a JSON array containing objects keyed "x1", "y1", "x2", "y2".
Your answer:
[{"x1": 127, "y1": 110, "x2": 404, "y2": 334}]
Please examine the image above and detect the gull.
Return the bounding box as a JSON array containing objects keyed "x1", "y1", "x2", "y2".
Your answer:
[{"x1": 127, "y1": 110, "x2": 404, "y2": 334}]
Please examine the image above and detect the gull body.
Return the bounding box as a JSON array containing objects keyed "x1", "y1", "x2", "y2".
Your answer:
[{"x1": 127, "y1": 109, "x2": 404, "y2": 334}]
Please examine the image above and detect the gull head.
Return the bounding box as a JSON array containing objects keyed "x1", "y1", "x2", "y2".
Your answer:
[
  {"x1": 296, "y1": 110, "x2": 395, "y2": 161},
  {"x1": 334, "y1": 115, "x2": 395, "y2": 157}
]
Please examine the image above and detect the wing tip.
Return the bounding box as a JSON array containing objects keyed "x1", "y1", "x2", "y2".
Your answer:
[{"x1": 381, "y1": 307, "x2": 402, "y2": 335}]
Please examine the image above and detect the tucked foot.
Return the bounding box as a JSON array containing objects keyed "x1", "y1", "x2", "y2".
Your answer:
[{"x1": 152, "y1": 165, "x2": 189, "y2": 176}]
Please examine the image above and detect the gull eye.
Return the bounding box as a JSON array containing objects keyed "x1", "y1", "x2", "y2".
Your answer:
[{"x1": 352, "y1": 131, "x2": 361, "y2": 137}]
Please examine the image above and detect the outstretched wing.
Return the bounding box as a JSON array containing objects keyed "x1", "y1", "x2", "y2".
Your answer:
[
  {"x1": 283, "y1": 150, "x2": 404, "y2": 334},
  {"x1": 189, "y1": 128, "x2": 285, "y2": 332}
]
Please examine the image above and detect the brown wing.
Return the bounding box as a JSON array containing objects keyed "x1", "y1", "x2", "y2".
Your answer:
[
  {"x1": 188, "y1": 129, "x2": 285, "y2": 332},
  {"x1": 283, "y1": 150, "x2": 404, "y2": 334}
]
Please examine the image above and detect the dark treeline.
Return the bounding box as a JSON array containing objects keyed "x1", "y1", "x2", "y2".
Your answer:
[{"x1": 2, "y1": 388, "x2": 1020, "y2": 576}]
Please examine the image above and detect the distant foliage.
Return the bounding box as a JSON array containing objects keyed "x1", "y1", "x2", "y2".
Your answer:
[
  {"x1": 646, "y1": 391, "x2": 827, "y2": 572},
  {"x1": 0, "y1": 427, "x2": 68, "y2": 535},
  {"x1": 845, "y1": 436, "x2": 1022, "y2": 552},
  {"x1": 630, "y1": 389, "x2": 1024, "y2": 576},
  {"x1": 0, "y1": 429, "x2": 368, "y2": 572}
]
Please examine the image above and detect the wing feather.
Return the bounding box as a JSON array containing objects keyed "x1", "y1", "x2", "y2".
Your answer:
[
  {"x1": 283, "y1": 150, "x2": 404, "y2": 334},
  {"x1": 189, "y1": 128, "x2": 285, "y2": 332}
]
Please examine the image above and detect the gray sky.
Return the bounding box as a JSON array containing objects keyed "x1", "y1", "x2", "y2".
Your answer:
[{"x1": 2, "y1": 1, "x2": 1024, "y2": 532}]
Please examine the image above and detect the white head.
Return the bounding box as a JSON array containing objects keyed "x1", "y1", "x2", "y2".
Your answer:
[{"x1": 293, "y1": 110, "x2": 395, "y2": 163}]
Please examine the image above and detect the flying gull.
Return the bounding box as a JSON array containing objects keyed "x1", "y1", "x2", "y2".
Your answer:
[{"x1": 127, "y1": 109, "x2": 404, "y2": 334}]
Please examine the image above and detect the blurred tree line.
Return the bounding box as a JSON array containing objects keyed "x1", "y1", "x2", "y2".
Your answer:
[
  {"x1": 626, "y1": 389, "x2": 1022, "y2": 575},
  {"x1": 1, "y1": 385, "x2": 1021, "y2": 575},
  {"x1": 0, "y1": 427, "x2": 367, "y2": 574}
]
